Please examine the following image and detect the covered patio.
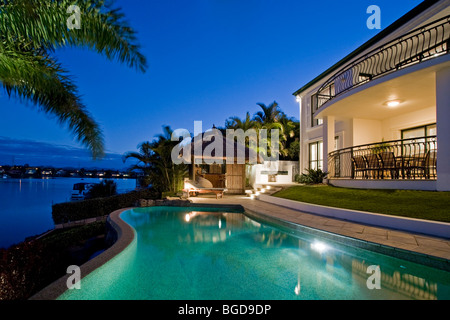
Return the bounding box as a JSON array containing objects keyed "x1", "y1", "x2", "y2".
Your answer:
[{"x1": 316, "y1": 59, "x2": 450, "y2": 191}]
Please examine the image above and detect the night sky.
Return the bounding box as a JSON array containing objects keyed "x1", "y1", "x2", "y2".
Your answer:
[{"x1": 0, "y1": 0, "x2": 422, "y2": 169}]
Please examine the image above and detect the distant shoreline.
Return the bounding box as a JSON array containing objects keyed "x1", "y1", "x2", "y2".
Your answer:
[{"x1": 1, "y1": 164, "x2": 137, "y2": 180}]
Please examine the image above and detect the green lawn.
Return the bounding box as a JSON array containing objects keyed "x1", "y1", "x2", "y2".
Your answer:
[{"x1": 272, "y1": 185, "x2": 450, "y2": 223}]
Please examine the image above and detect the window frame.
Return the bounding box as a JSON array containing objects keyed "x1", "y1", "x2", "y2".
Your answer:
[{"x1": 308, "y1": 140, "x2": 323, "y2": 170}]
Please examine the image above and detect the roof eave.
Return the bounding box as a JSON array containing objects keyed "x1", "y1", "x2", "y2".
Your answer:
[{"x1": 292, "y1": 0, "x2": 440, "y2": 97}]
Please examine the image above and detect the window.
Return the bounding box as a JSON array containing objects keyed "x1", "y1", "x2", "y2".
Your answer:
[
  {"x1": 310, "y1": 95, "x2": 324, "y2": 127},
  {"x1": 401, "y1": 124, "x2": 437, "y2": 154},
  {"x1": 309, "y1": 141, "x2": 323, "y2": 170},
  {"x1": 401, "y1": 124, "x2": 436, "y2": 140},
  {"x1": 334, "y1": 135, "x2": 341, "y2": 151}
]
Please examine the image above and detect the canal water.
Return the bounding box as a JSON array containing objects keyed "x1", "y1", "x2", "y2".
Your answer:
[{"x1": 0, "y1": 177, "x2": 136, "y2": 249}]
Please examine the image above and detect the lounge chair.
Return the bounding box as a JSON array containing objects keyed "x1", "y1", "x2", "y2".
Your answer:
[{"x1": 183, "y1": 179, "x2": 227, "y2": 199}]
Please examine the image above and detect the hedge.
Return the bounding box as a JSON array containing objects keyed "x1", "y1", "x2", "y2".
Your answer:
[
  {"x1": 52, "y1": 188, "x2": 160, "y2": 224},
  {"x1": 0, "y1": 222, "x2": 107, "y2": 300}
]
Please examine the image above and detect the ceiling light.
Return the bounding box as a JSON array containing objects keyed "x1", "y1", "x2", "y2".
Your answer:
[{"x1": 385, "y1": 99, "x2": 402, "y2": 107}]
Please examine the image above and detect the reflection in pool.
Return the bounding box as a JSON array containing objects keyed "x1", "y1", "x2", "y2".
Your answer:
[{"x1": 59, "y1": 206, "x2": 450, "y2": 300}]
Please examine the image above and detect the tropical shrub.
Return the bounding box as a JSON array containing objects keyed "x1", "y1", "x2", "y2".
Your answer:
[
  {"x1": 0, "y1": 222, "x2": 107, "y2": 300},
  {"x1": 52, "y1": 188, "x2": 160, "y2": 224},
  {"x1": 86, "y1": 180, "x2": 117, "y2": 199},
  {"x1": 295, "y1": 168, "x2": 328, "y2": 184},
  {"x1": 123, "y1": 126, "x2": 188, "y2": 193}
]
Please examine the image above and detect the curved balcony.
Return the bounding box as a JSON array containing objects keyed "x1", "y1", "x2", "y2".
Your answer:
[
  {"x1": 328, "y1": 136, "x2": 437, "y2": 180},
  {"x1": 312, "y1": 15, "x2": 450, "y2": 114}
]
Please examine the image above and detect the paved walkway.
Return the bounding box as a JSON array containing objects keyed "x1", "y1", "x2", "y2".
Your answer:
[{"x1": 189, "y1": 194, "x2": 450, "y2": 268}]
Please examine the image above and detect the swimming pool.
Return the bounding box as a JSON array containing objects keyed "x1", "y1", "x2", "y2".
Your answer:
[{"x1": 58, "y1": 206, "x2": 450, "y2": 300}]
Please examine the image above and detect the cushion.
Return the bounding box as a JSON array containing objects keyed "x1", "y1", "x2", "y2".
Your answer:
[{"x1": 195, "y1": 176, "x2": 213, "y2": 188}]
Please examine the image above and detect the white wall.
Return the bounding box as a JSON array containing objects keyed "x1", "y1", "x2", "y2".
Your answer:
[
  {"x1": 436, "y1": 67, "x2": 450, "y2": 191},
  {"x1": 381, "y1": 107, "x2": 436, "y2": 141},
  {"x1": 352, "y1": 118, "x2": 382, "y2": 146}
]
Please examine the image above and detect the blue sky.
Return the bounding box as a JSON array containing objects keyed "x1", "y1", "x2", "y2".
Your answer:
[{"x1": 0, "y1": 0, "x2": 423, "y2": 168}]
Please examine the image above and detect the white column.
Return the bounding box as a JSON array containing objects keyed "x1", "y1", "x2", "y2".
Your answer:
[
  {"x1": 436, "y1": 67, "x2": 450, "y2": 191},
  {"x1": 298, "y1": 95, "x2": 306, "y2": 173},
  {"x1": 322, "y1": 116, "x2": 335, "y2": 174}
]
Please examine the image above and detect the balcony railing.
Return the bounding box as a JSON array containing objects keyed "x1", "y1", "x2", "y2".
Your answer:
[
  {"x1": 312, "y1": 15, "x2": 450, "y2": 113},
  {"x1": 328, "y1": 136, "x2": 437, "y2": 180}
]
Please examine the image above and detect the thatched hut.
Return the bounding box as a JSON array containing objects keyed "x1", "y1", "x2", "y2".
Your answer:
[{"x1": 181, "y1": 130, "x2": 262, "y2": 194}]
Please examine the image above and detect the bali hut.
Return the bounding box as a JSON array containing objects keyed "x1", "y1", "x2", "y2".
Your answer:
[{"x1": 180, "y1": 129, "x2": 262, "y2": 195}]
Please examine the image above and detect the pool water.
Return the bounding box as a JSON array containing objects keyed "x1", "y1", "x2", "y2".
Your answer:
[{"x1": 59, "y1": 206, "x2": 450, "y2": 300}]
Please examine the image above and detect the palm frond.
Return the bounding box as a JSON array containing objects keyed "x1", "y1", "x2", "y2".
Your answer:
[
  {"x1": 0, "y1": 0, "x2": 147, "y2": 72},
  {"x1": 0, "y1": 0, "x2": 148, "y2": 159},
  {"x1": 0, "y1": 46, "x2": 104, "y2": 158}
]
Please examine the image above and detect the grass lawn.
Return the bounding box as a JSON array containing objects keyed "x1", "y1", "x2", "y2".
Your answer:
[{"x1": 272, "y1": 185, "x2": 450, "y2": 223}]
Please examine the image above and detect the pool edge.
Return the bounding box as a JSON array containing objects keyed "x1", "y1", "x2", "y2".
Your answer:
[
  {"x1": 243, "y1": 208, "x2": 450, "y2": 272},
  {"x1": 29, "y1": 207, "x2": 136, "y2": 300},
  {"x1": 29, "y1": 202, "x2": 450, "y2": 300}
]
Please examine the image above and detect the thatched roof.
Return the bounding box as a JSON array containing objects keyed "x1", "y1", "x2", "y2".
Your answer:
[{"x1": 180, "y1": 132, "x2": 263, "y2": 164}]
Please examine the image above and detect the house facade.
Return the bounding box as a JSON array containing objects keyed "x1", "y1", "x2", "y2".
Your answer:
[{"x1": 294, "y1": 0, "x2": 450, "y2": 191}]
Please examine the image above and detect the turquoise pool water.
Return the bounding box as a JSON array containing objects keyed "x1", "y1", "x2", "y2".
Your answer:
[{"x1": 59, "y1": 206, "x2": 450, "y2": 300}]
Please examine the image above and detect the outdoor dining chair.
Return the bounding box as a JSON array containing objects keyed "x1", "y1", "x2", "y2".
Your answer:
[
  {"x1": 352, "y1": 155, "x2": 368, "y2": 179},
  {"x1": 379, "y1": 151, "x2": 399, "y2": 179},
  {"x1": 364, "y1": 153, "x2": 381, "y2": 179}
]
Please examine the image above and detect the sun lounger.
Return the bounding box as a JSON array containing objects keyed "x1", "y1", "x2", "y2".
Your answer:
[{"x1": 183, "y1": 179, "x2": 227, "y2": 199}]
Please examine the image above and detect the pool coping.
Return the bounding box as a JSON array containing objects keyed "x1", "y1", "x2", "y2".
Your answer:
[
  {"x1": 243, "y1": 208, "x2": 450, "y2": 272},
  {"x1": 29, "y1": 207, "x2": 136, "y2": 300},
  {"x1": 258, "y1": 194, "x2": 450, "y2": 239}
]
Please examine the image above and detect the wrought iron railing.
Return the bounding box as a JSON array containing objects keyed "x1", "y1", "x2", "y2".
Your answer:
[
  {"x1": 312, "y1": 15, "x2": 450, "y2": 113},
  {"x1": 328, "y1": 136, "x2": 437, "y2": 180}
]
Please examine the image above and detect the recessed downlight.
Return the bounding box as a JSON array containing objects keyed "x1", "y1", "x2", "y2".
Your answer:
[{"x1": 385, "y1": 99, "x2": 402, "y2": 107}]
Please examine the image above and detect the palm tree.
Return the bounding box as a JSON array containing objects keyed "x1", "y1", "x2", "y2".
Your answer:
[
  {"x1": 278, "y1": 114, "x2": 300, "y2": 160},
  {"x1": 0, "y1": 0, "x2": 147, "y2": 158},
  {"x1": 225, "y1": 112, "x2": 259, "y2": 131},
  {"x1": 123, "y1": 126, "x2": 188, "y2": 193},
  {"x1": 122, "y1": 141, "x2": 154, "y2": 188},
  {"x1": 251, "y1": 101, "x2": 287, "y2": 159},
  {"x1": 252, "y1": 101, "x2": 282, "y2": 125}
]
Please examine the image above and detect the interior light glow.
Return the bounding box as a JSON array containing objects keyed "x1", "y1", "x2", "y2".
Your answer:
[{"x1": 385, "y1": 99, "x2": 402, "y2": 108}]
